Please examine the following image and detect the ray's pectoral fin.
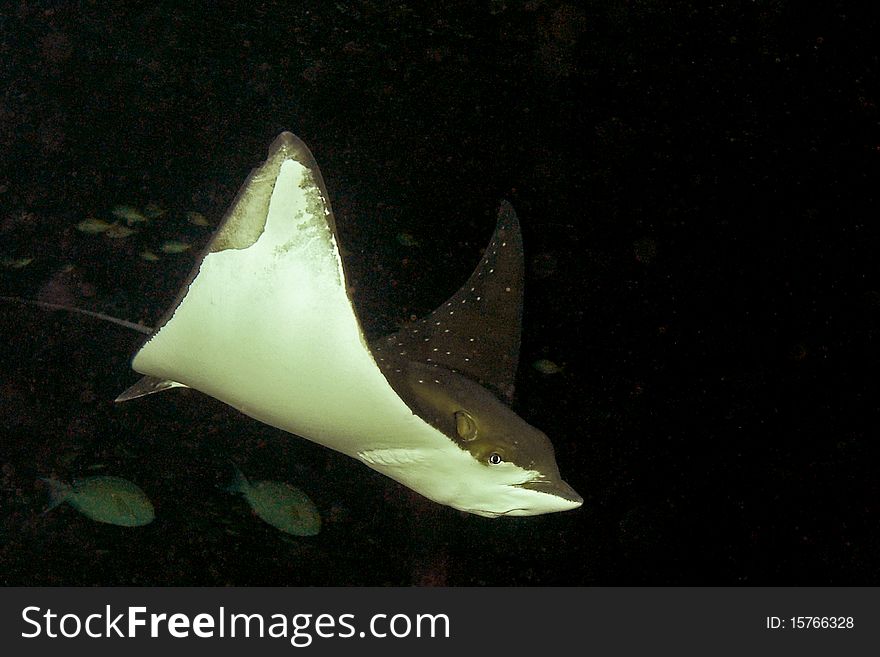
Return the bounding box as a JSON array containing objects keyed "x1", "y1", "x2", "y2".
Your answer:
[
  {"x1": 371, "y1": 201, "x2": 524, "y2": 403},
  {"x1": 115, "y1": 376, "x2": 188, "y2": 402},
  {"x1": 367, "y1": 199, "x2": 583, "y2": 515}
]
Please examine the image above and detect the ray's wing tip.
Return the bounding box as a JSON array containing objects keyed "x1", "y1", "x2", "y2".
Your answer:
[
  {"x1": 269, "y1": 131, "x2": 299, "y2": 151},
  {"x1": 114, "y1": 386, "x2": 141, "y2": 403},
  {"x1": 268, "y1": 131, "x2": 317, "y2": 167},
  {"x1": 496, "y1": 200, "x2": 521, "y2": 232},
  {"x1": 498, "y1": 199, "x2": 516, "y2": 215}
]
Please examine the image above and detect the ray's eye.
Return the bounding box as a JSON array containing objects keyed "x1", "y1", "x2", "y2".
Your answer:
[{"x1": 488, "y1": 452, "x2": 503, "y2": 465}]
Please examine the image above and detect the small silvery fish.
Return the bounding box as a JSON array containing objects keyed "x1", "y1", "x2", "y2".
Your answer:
[
  {"x1": 111, "y1": 205, "x2": 147, "y2": 224},
  {"x1": 185, "y1": 211, "x2": 210, "y2": 226},
  {"x1": 532, "y1": 358, "x2": 564, "y2": 374},
  {"x1": 76, "y1": 217, "x2": 111, "y2": 234},
  {"x1": 41, "y1": 475, "x2": 155, "y2": 527},
  {"x1": 1, "y1": 257, "x2": 33, "y2": 269},
  {"x1": 143, "y1": 203, "x2": 166, "y2": 219},
  {"x1": 229, "y1": 465, "x2": 320, "y2": 536},
  {"x1": 160, "y1": 240, "x2": 190, "y2": 253},
  {"x1": 104, "y1": 223, "x2": 137, "y2": 239}
]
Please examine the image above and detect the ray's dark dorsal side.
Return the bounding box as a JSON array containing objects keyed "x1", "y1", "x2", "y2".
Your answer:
[
  {"x1": 370, "y1": 204, "x2": 579, "y2": 507},
  {"x1": 372, "y1": 201, "x2": 523, "y2": 403}
]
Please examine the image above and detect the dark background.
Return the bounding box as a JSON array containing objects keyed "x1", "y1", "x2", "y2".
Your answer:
[{"x1": 0, "y1": 0, "x2": 877, "y2": 585}]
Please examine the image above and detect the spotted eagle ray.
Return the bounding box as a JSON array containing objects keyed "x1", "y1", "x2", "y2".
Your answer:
[{"x1": 13, "y1": 133, "x2": 583, "y2": 517}]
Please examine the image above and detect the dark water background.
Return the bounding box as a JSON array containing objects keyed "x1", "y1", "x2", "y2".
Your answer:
[{"x1": 0, "y1": 1, "x2": 878, "y2": 585}]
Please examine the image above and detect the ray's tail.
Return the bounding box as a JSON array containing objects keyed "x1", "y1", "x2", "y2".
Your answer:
[{"x1": 0, "y1": 296, "x2": 154, "y2": 335}]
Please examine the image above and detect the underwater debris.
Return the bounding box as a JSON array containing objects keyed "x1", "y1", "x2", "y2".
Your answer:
[
  {"x1": 395, "y1": 231, "x2": 419, "y2": 247},
  {"x1": 633, "y1": 236, "x2": 658, "y2": 264}
]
